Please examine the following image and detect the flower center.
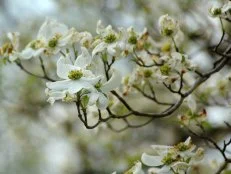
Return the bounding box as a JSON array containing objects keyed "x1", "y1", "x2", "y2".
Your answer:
[
  {"x1": 162, "y1": 28, "x2": 174, "y2": 36},
  {"x1": 94, "y1": 81, "x2": 102, "y2": 90},
  {"x1": 160, "y1": 64, "x2": 171, "y2": 75},
  {"x1": 161, "y1": 153, "x2": 175, "y2": 165},
  {"x1": 30, "y1": 40, "x2": 44, "y2": 50},
  {"x1": 128, "y1": 35, "x2": 137, "y2": 45},
  {"x1": 0, "y1": 43, "x2": 13, "y2": 55},
  {"x1": 144, "y1": 69, "x2": 153, "y2": 78},
  {"x1": 175, "y1": 142, "x2": 190, "y2": 151},
  {"x1": 48, "y1": 34, "x2": 62, "y2": 48},
  {"x1": 104, "y1": 33, "x2": 117, "y2": 43},
  {"x1": 68, "y1": 70, "x2": 83, "y2": 80}
]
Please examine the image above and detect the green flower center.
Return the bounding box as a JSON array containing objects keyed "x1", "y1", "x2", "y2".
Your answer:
[
  {"x1": 161, "y1": 153, "x2": 175, "y2": 165},
  {"x1": 68, "y1": 70, "x2": 83, "y2": 80},
  {"x1": 104, "y1": 33, "x2": 117, "y2": 43},
  {"x1": 30, "y1": 40, "x2": 44, "y2": 50},
  {"x1": 144, "y1": 69, "x2": 153, "y2": 78},
  {"x1": 128, "y1": 35, "x2": 137, "y2": 45},
  {"x1": 162, "y1": 28, "x2": 174, "y2": 36},
  {"x1": 175, "y1": 142, "x2": 190, "y2": 151},
  {"x1": 95, "y1": 81, "x2": 102, "y2": 90},
  {"x1": 160, "y1": 64, "x2": 171, "y2": 75},
  {"x1": 211, "y1": 8, "x2": 222, "y2": 16},
  {"x1": 48, "y1": 39, "x2": 58, "y2": 48}
]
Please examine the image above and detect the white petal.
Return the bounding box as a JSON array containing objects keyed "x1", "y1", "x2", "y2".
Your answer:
[
  {"x1": 96, "y1": 20, "x2": 104, "y2": 34},
  {"x1": 37, "y1": 18, "x2": 68, "y2": 40},
  {"x1": 57, "y1": 56, "x2": 78, "y2": 79},
  {"x1": 46, "y1": 90, "x2": 66, "y2": 104},
  {"x1": 101, "y1": 69, "x2": 122, "y2": 93},
  {"x1": 184, "y1": 137, "x2": 192, "y2": 146},
  {"x1": 107, "y1": 44, "x2": 117, "y2": 56},
  {"x1": 97, "y1": 93, "x2": 108, "y2": 109},
  {"x1": 141, "y1": 153, "x2": 163, "y2": 167},
  {"x1": 46, "y1": 80, "x2": 73, "y2": 91},
  {"x1": 92, "y1": 42, "x2": 107, "y2": 57},
  {"x1": 74, "y1": 47, "x2": 92, "y2": 68},
  {"x1": 133, "y1": 161, "x2": 144, "y2": 174},
  {"x1": 151, "y1": 145, "x2": 172, "y2": 156},
  {"x1": 88, "y1": 92, "x2": 100, "y2": 106},
  {"x1": 68, "y1": 80, "x2": 93, "y2": 94},
  {"x1": 112, "y1": 57, "x2": 135, "y2": 77},
  {"x1": 81, "y1": 76, "x2": 102, "y2": 85},
  {"x1": 20, "y1": 47, "x2": 44, "y2": 59}
]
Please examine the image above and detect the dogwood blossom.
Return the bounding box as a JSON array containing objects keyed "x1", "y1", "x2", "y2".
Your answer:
[
  {"x1": 209, "y1": 1, "x2": 231, "y2": 18},
  {"x1": 46, "y1": 47, "x2": 122, "y2": 109},
  {"x1": 0, "y1": 32, "x2": 20, "y2": 61},
  {"x1": 92, "y1": 20, "x2": 120, "y2": 57},
  {"x1": 19, "y1": 18, "x2": 76, "y2": 60},
  {"x1": 159, "y1": 14, "x2": 179, "y2": 37},
  {"x1": 141, "y1": 137, "x2": 204, "y2": 174}
]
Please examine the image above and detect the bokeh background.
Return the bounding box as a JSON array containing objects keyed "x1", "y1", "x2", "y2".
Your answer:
[{"x1": 0, "y1": 0, "x2": 231, "y2": 173}]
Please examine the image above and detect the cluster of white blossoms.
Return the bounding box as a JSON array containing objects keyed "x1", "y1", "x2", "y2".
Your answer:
[
  {"x1": 209, "y1": 1, "x2": 231, "y2": 18},
  {"x1": 1, "y1": 14, "x2": 195, "y2": 110},
  {"x1": 122, "y1": 137, "x2": 204, "y2": 174}
]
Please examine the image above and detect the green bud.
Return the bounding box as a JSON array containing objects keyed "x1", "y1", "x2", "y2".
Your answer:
[{"x1": 81, "y1": 95, "x2": 89, "y2": 108}]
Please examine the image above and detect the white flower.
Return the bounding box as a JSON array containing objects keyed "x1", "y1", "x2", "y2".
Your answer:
[
  {"x1": 20, "y1": 18, "x2": 75, "y2": 59},
  {"x1": 141, "y1": 137, "x2": 203, "y2": 174},
  {"x1": 0, "y1": 32, "x2": 20, "y2": 61},
  {"x1": 84, "y1": 68, "x2": 122, "y2": 109},
  {"x1": 209, "y1": 2, "x2": 231, "y2": 18},
  {"x1": 46, "y1": 47, "x2": 101, "y2": 98},
  {"x1": 159, "y1": 14, "x2": 179, "y2": 37},
  {"x1": 46, "y1": 47, "x2": 122, "y2": 109},
  {"x1": 117, "y1": 27, "x2": 138, "y2": 53},
  {"x1": 92, "y1": 20, "x2": 119, "y2": 57}
]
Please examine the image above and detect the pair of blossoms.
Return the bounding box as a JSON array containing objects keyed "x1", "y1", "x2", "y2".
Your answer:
[
  {"x1": 113, "y1": 137, "x2": 204, "y2": 174},
  {"x1": 209, "y1": 1, "x2": 231, "y2": 18},
  {"x1": 0, "y1": 14, "x2": 185, "y2": 110}
]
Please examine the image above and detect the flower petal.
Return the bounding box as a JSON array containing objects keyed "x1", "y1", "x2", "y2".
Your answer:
[
  {"x1": 92, "y1": 42, "x2": 107, "y2": 57},
  {"x1": 57, "y1": 56, "x2": 78, "y2": 79},
  {"x1": 101, "y1": 69, "x2": 122, "y2": 93},
  {"x1": 141, "y1": 153, "x2": 163, "y2": 167},
  {"x1": 46, "y1": 80, "x2": 73, "y2": 91},
  {"x1": 68, "y1": 80, "x2": 93, "y2": 94},
  {"x1": 74, "y1": 47, "x2": 92, "y2": 68},
  {"x1": 37, "y1": 18, "x2": 68, "y2": 40},
  {"x1": 88, "y1": 92, "x2": 100, "y2": 106},
  {"x1": 97, "y1": 93, "x2": 108, "y2": 110},
  {"x1": 20, "y1": 47, "x2": 44, "y2": 59},
  {"x1": 151, "y1": 145, "x2": 172, "y2": 156}
]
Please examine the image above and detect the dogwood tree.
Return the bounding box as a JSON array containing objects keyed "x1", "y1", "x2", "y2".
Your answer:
[{"x1": 1, "y1": 0, "x2": 231, "y2": 173}]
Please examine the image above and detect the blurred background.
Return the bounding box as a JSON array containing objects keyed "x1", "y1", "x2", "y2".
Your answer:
[{"x1": 0, "y1": 0, "x2": 231, "y2": 173}]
